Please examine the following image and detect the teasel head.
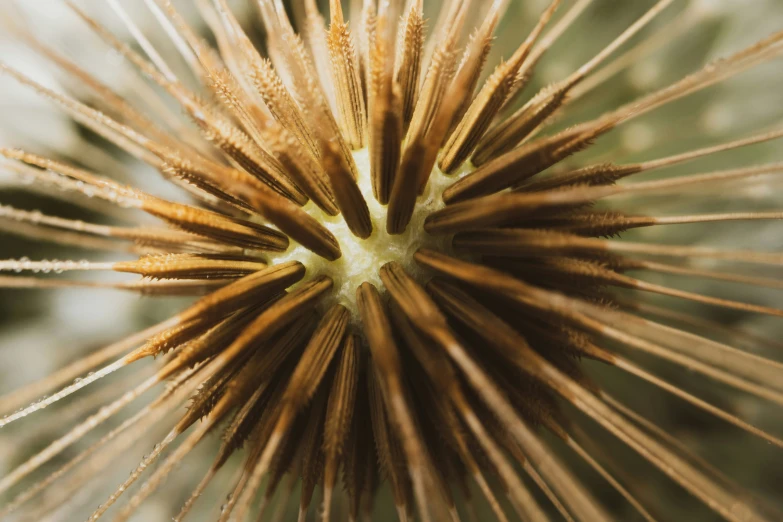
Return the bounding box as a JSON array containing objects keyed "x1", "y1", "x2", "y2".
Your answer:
[{"x1": 1, "y1": 0, "x2": 783, "y2": 520}]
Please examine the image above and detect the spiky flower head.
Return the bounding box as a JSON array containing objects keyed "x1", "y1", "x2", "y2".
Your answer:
[{"x1": 1, "y1": 1, "x2": 783, "y2": 521}]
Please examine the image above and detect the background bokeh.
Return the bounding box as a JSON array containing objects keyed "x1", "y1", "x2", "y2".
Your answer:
[{"x1": 1, "y1": 0, "x2": 783, "y2": 520}]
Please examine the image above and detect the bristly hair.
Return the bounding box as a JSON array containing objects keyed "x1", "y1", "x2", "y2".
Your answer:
[{"x1": 1, "y1": 0, "x2": 783, "y2": 521}]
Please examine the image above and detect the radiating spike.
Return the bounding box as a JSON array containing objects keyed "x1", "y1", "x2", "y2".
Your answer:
[
  {"x1": 450, "y1": 29, "x2": 783, "y2": 200},
  {"x1": 439, "y1": 0, "x2": 562, "y2": 173},
  {"x1": 393, "y1": 0, "x2": 425, "y2": 129},
  {"x1": 569, "y1": 1, "x2": 702, "y2": 100},
  {"x1": 327, "y1": 0, "x2": 367, "y2": 148},
  {"x1": 415, "y1": 251, "x2": 772, "y2": 521},
  {"x1": 431, "y1": 162, "x2": 783, "y2": 232},
  {"x1": 0, "y1": 371, "x2": 162, "y2": 494},
  {"x1": 229, "y1": 304, "x2": 348, "y2": 522},
  {"x1": 609, "y1": 353, "x2": 783, "y2": 449},
  {"x1": 621, "y1": 259, "x2": 783, "y2": 291},
  {"x1": 471, "y1": 0, "x2": 674, "y2": 165},
  {"x1": 322, "y1": 335, "x2": 361, "y2": 522},
  {"x1": 367, "y1": 7, "x2": 403, "y2": 204},
  {"x1": 357, "y1": 282, "x2": 453, "y2": 522},
  {"x1": 386, "y1": 300, "x2": 533, "y2": 522},
  {"x1": 0, "y1": 369, "x2": 194, "y2": 518},
  {"x1": 379, "y1": 263, "x2": 608, "y2": 521},
  {"x1": 445, "y1": 0, "x2": 503, "y2": 137},
  {"x1": 321, "y1": 139, "x2": 373, "y2": 238},
  {"x1": 501, "y1": 0, "x2": 593, "y2": 112},
  {"x1": 415, "y1": 249, "x2": 783, "y2": 404},
  {"x1": 564, "y1": 436, "x2": 657, "y2": 522}
]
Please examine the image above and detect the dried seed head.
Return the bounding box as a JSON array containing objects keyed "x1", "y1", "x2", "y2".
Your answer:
[{"x1": 2, "y1": 2, "x2": 783, "y2": 522}]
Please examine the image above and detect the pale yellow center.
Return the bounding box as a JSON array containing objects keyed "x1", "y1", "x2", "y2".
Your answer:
[{"x1": 269, "y1": 149, "x2": 466, "y2": 316}]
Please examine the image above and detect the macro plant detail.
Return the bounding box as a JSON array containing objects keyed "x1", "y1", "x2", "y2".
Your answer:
[{"x1": 0, "y1": 0, "x2": 783, "y2": 520}]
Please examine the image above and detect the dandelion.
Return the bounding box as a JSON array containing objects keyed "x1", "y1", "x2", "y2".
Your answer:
[{"x1": 1, "y1": 0, "x2": 783, "y2": 521}]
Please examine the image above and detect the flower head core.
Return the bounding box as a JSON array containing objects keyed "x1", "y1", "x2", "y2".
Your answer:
[{"x1": 270, "y1": 148, "x2": 456, "y2": 316}]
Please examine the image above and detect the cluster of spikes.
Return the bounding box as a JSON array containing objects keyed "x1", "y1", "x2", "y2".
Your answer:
[{"x1": 2, "y1": 0, "x2": 783, "y2": 520}]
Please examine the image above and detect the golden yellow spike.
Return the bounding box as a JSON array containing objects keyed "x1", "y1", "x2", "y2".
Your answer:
[
  {"x1": 439, "y1": 0, "x2": 561, "y2": 173},
  {"x1": 394, "y1": 0, "x2": 425, "y2": 130},
  {"x1": 473, "y1": 0, "x2": 675, "y2": 166},
  {"x1": 367, "y1": 11, "x2": 403, "y2": 204},
  {"x1": 326, "y1": 0, "x2": 368, "y2": 148}
]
